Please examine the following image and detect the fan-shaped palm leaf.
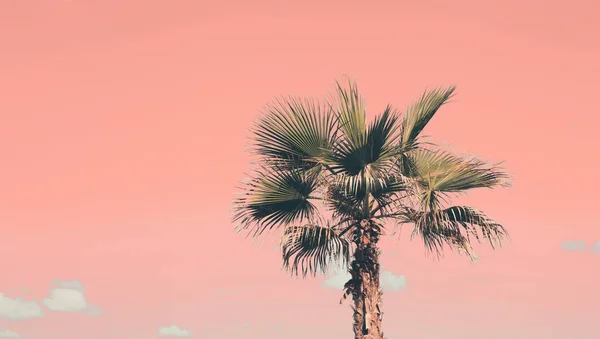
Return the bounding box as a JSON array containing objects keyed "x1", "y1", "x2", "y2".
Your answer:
[
  {"x1": 233, "y1": 166, "x2": 322, "y2": 236},
  {"x1": 325, "y1": 181, "x2": 364, "y2": 221},
  {"x1": 281, "y1": 224, "x2": 351, "y2": 277},
  {"x1": 328, "y1": 105, "x2": 403, "y2": 176},
  {"x1": 400, "y1": 86, "x2": 456, "y2": 150},
  {"x1": 333, "y1": 78, "x2": 367, "y2": 150},
  {"x1": 251, "y1": 96, "x2": 337, "y2": 170},
  {"x1": 402, "y1": 206, "x2": 507, "y2": 261},
  {"x1": 369, "y1": 173, "x2": 409, "y2": 213},
  {"x1": 408, "y1": 148, "x2": 509, "y2": 193}
]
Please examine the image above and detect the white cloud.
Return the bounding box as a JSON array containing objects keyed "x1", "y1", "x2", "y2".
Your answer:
[
  {"x1": 322, "y1": 270, "x2": 407, "y2": 292},
  {"x1": 52, "y1": 280, "x2": 84, "y2": 292},
  {"x1": 42, "y1": 280, "x2": 102, "y2": 315},
  {"x1": 0, "y1": 329, "x2": 20, "y2": 338},
  {"x1": 159, "y1": 325, "x2": 190, "y2": 337},
  {"x1": 0, "y1": 294, "x2": 43, "y2": 320},
  {"x1": 322, "y1": 271, "x2": 351, "y2": 290},
  {"x1": 560, "y1": 240, "x2": 586, "y2": 251},
  {"x1": 380, "y1": 271, "x2": 407, "y2": 291},
  {"x1": 592, "y1": 240, "x2": 600, "y2": 254},
  {"x1": 43, "y1": 288, "x2": 86, "y2": 312}
]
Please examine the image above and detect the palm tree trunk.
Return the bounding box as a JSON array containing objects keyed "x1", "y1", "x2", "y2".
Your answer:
[{"x1": 348, "y1": 219, "x2": 384, "y2": 339}]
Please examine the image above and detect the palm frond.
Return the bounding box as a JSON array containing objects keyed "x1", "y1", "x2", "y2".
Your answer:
[
  {"x1": 365, "y1": 106, "x2": 403, "y2": 170},
  {"x1": 251, "y1": 96, "x2": 337, "y2": 170},
  {"x1": 443, "y1": 206, "x2": 508, "y2": 248},
  {"x1": 327, "y1": 106, "x2": 403, "y2": 176},
  {"x1": 408, "y1": 148, "x2": 510, "y2": 193},
  {"x1": 233, "y1": 166, "x2": 322, "y2": 236},
  {"x1": 401, "y1": 86, "x2": 456, "y2": 150},
  {"x1": 281, "y1": 224, "x2": 352, "y2": 277},
  {"x1": 333, "y1": 77, "x2": 367, "y2": 150},
  {"x1": 325, "y1": 169, "x2": 408, "y2": 222},
  {"x1": 325, "y1": 181, "x2": 364, "y2": 221},
  {"x1": 402, "y1": 206, "x2": 507, "y2": 261},
  {"x1": 369, "y1": 173, "x2": 409, "y2": 213}
]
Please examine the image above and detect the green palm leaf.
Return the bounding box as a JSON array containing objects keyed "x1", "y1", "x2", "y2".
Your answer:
[
  {"x1": 369, "y1": 173, "x2": 409, "y2": 213},
  {"x1": 325, "y1": 178, "x2": 365, "y2": 221},
  {"x1": 281, "y1": 224, "x2": 351, "y2": 277},
  {"x1": 333, "y1": 77, "x2": 367, "y2": 150},
  {"x1": 401, "y1": 86, "x2": 456, "y2": 150},
  {"x1": 251, "y1": 96, "x2": 337, "y2": 170},
  {"x1": 403, "y1": 206, "x2": 507, "y2": 261},
  {"x1": 233, "y1": 166, "x2": 322, "y2": 236},
  {"x1": 328, "y1": 105, "x2": 403, "y2": 176},
  {"x1": 408, "y1": 148, "x2": 509, "y2": 193}
]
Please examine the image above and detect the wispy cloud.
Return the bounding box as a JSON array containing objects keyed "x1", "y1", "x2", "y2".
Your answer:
[
  {"x1": 159, "y1": 325, "x2": 191, "y2": 337},
  {"x1": 322, "y1": 270, "x2": 351, "y2": 290},
  {"x1": 559, "y1": 240, "x2": 586, "y2": 251},
  {"x1": 592, "y1": 240, "x2": 600, "y2": 254},
  {"x1": 380, "y1": 271, "x2": 407, "y2": 291},
  {"x1": 0, "y1": 294, "x2": 43, "y2": 320},
  {"x1": 560, "y1": 240, "x2": 600, "y2": 254},
  {"x1": 42, "y1": 280, "x2": 102, "y2": 315},
  {"x1": 322, "y1": 269, "x2": 407, "y2": 292},
  {"x1": 0, "y1": 328, "x2": 21, "y2": 338}
]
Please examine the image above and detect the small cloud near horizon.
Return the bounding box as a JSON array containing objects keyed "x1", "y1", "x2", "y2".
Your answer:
[
  {"x1": 592, "y1": 240, "x2": 600, "y2": 253},
  {"x1": 322, "y1": 269, "x2": 407, "y2": 291},
  {"x1": 0, "y1": 328, "x2": 21, "y2": 338},
  {"x1": 159, "y1": 325, "x2": 191, "y2": 337},
  {"x1": 42, "y1": 280, "x2": 102, "y2": 316},
  {"x1": 380, "y1": 271, "x2": 407, "y2": 291},
  {"x1": 0, "y1": 294, "x2": 44, "y2": 320},
  {"x1": 559, "y1": 240, "x2": 586, "y2": 251}
]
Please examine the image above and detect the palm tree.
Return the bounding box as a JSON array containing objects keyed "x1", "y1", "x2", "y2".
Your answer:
[{"x1": 232, "y1": 77, "x2": 509, "y2": 339}]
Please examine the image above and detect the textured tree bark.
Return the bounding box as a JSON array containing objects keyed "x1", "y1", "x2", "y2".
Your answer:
[{"x1": 347, "y1": 219, "x2": 384, "y2": 339}]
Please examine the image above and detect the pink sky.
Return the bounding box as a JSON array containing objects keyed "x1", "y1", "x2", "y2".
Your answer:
[{"x1": 1, "y1": 0, "x2": 599, "y2": 338}]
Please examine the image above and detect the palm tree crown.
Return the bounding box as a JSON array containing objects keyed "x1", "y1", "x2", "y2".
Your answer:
[{"x1": 232, "y1": 77, "x2": 509, "y2": 338}]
